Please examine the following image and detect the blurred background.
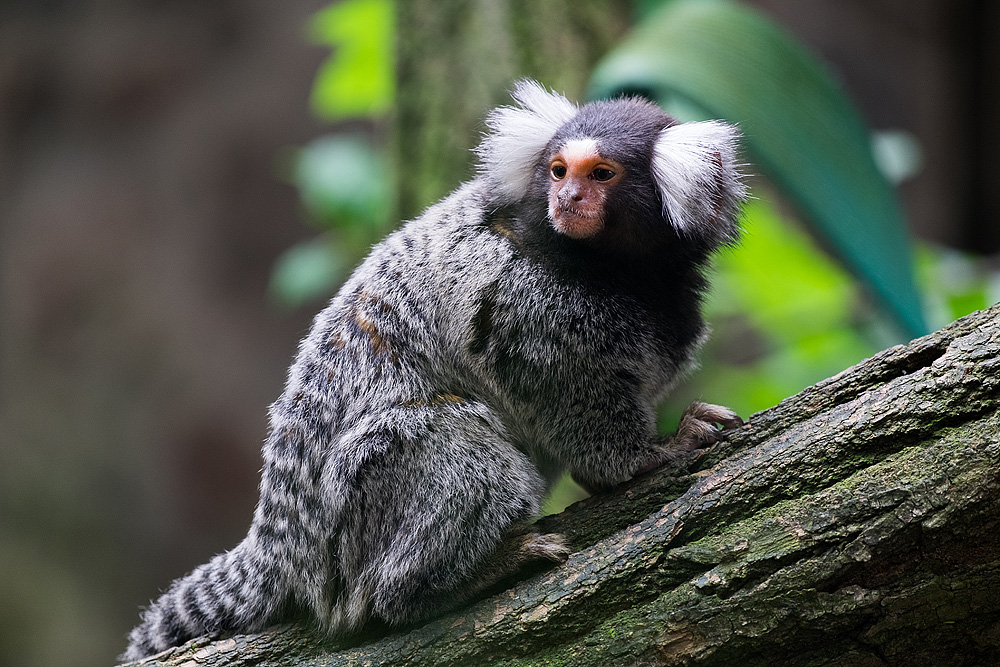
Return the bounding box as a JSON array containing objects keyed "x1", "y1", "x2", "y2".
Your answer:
[{"x1": 0, "y1": 1, "x2": 997, "y2": 665}]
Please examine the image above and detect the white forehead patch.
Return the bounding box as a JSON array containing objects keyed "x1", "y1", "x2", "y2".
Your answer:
[{"x1": 556, "y1": 138, "x2": 600, "y2": 163}]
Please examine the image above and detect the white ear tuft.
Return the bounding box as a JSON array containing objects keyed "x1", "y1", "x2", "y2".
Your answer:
[
  {"x1": 651, "y1": 121, "x2": 747, "y2": 241},
  {"x1": 476, "y1": 80, "x2": 578, "y2": 203}
]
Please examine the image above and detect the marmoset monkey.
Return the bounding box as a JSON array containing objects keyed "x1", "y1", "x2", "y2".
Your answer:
[{"x1": 123, "y1": 80, "x2": 746, "y2": 661}]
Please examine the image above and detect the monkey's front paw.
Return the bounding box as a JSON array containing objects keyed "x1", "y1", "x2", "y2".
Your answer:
[
  {"x1": 673, "y1": 401, "x2": 743, "y2": 452},
  {"x1": 637, "y1": 402, "x2": 742, "y2": 476}
]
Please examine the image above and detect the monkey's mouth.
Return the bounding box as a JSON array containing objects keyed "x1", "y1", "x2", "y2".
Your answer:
[{"x1": 550, "y1": 206, "x2": 604, "y2": 239}]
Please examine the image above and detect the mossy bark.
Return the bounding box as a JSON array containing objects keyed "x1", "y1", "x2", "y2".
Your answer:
[{"x1": 125, "y1": 304, "x2": 1000, "y2": 666}]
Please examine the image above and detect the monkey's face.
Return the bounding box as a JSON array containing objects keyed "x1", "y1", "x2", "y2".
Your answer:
[{"x1": 546, "y1": 139, "x2": 624, "y2": 240}]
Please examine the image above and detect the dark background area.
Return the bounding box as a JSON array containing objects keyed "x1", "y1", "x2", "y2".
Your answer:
[
  {"x1": 0, "y1": 2, "x2": 327, "y2": 664},
  {"x1": 0, "y1": 1, "x2": 997, "y2": 665}
]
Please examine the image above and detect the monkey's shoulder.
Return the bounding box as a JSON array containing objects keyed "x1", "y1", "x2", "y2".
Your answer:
[{"x1": 282, "y1": 184, "x2": 507, "y2": 383}]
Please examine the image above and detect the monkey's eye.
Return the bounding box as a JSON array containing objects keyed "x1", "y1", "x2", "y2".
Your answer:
[
  {"x1": 550, "y1": 164, "x2": 567, "y2": 180},
  {"x1": 592, "y1": 168, "x2": 616, "y2": 182}
]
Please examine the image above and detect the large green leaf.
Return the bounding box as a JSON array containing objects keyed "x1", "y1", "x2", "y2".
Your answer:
[{"x1": 589, "y1": 0, "x2": 926, "y2": 338}]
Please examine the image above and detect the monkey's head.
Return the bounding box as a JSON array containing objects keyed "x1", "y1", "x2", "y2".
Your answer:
[{"x1": 476, "y1": 80, "x2": 746, "y2": 256}]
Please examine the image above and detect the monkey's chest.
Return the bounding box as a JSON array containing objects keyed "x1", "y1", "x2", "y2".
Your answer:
[{"x1": 463, "y1": 272, "x2": 686, "y2": 407}]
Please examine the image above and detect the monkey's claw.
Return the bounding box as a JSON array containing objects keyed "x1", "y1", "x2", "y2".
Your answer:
[
  {"x1": 674, "y1": 401, "x2": 743, "y2": 452},
  {"x1": 634, "y1": 402, "x2": 743, "y2": 478}
]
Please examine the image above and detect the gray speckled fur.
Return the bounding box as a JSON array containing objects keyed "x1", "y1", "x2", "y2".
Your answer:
[{"x1": 123, "y1": 81, "x2": 746, "y2": 661}]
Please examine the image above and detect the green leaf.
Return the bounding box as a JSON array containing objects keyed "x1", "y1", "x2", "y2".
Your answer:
[
  {"x1": 708, "y1": 197, "x2": 856, "y2": 343},
  {"x1": 308, "y1": 0, "x2": 395, "y2": 120},
  {"x1": 293, "y1": 134, "x2": 393, "y2": 232},
  {"x1": 588, "y1": 0, "x2": 926, "y2": 338},
  {"x1": 269, "y1": 237, "x2": 346, "y2": 307}
]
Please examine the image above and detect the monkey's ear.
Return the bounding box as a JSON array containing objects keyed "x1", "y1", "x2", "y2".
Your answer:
[
  {"x1": 651, "y1": 121, "x2": 747, "y2": 243},
  {"x1": 476, "y1": 80, "x2": 578, "y2": 203}
]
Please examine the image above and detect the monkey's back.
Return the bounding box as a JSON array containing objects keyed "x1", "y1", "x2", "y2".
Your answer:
[
  {"x1": 258, "y1": 181, "x2": 553, "y2": 630},
  {"x1": 268, "y1": 177, "x2": 703, "y2": 492}
]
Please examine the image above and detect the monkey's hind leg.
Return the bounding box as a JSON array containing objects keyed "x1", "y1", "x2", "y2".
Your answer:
[
  {"x1": 337, "y1": 399, "x2": 566, "y2": 630},
  {"x1": 468, "y1": 523, "x2": 570, "y2": 597}
]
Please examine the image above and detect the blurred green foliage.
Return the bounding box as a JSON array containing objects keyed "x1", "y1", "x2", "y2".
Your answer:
[
  {"x1": 271, "y1": 135, "x2": 395, "y2": 307},
  {"x1": 700, "y1": 195, "x2": 879, "y2": 417},
  {"x1": 270, "y1": 0, "x2": 396, "y2": 307},
  {"x1": 917, "y1": 245, "x2": 998, "y2": 327},
  {"x1": 295, "y1": 135, "x2": 394, "y2": 229},
  {"x1": 669, "y1": 198, "x2": 1000, "y2": 424},
  {"x1": 270, "y1": 237, "x2": 346, "y2": 309},
  {"x1": 308, "y1": 0, "x2": 395, "y2": 120}
]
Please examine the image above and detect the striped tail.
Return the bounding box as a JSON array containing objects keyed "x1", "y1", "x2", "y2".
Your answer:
[{"x1": 121, "y1": 536, "x2": 287, "y2": 662}]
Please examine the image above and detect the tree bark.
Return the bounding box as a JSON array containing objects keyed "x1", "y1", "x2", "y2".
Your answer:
[{"x1": 126, "y1": 303, "x2": 1000, "y2": 666}]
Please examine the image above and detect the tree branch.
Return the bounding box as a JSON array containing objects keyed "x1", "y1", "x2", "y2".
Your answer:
[{"x1": 127, "y1": 304, "x2": 1000, "y2": 666}]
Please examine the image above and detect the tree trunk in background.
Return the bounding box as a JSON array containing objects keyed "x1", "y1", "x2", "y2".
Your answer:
[
  {"x1": 394, "y1": 0, "x2": 631, "y2": 218},
  {"x1": 125, "y1": 305, "x2": 1000, "y2": 666}
]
